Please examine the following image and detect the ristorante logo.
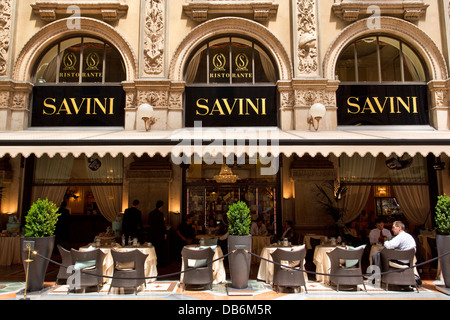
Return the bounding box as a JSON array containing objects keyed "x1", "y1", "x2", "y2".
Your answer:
[
  {"x1": 63, "y1": 52, "x2": 77, "y2": 71},
  {"x1": 85, "y1": 52, "x2": 100, "y2": 71},
  {"x1": 210, "y1": 53, "x2": 252, "y2": 79}
]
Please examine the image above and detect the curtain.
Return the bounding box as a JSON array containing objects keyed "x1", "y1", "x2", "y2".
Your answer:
[
  {"x1": 85, "y1": 155, "x2": 123, "y2": 222},
  {"x1": 185, "y1": 52, "x2": 202, "y2": 83},
  {"x1": 339, "y1": 154, "x2": 377, "y2": 223},
  {"x1": 389, "y1": 155, "x2": 431, "y2": 228},
  {"x1": 31, "y1": 155, "x2": 74, "y2": 206},
  {"x1": 259, "y1": 52, "x2": 277, "y2": 83}
]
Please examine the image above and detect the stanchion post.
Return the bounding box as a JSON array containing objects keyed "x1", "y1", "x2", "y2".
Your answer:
[{"x1": 22, "y1": 241, "x2": 34, "y2": 300}]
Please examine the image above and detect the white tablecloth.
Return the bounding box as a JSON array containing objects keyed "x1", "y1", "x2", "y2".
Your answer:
[
  {"x1": 257, "y1": 245, "x2": 306, "y2": 284},
  {"x1": 313, "y1": 245, "x2": 337, "y2": 283},
  {"x1": 0, "y1": 237, "x2": 21, "y2": 266},
  {"x1": 251, "y1": 236, "x2": 271, "y2": 264},
  {"x1": 180, "y1": 244, "x2": 226, "y2": 284},
  {"x1": 79, "y1": 244, "x2": 158, "y2": 283}
]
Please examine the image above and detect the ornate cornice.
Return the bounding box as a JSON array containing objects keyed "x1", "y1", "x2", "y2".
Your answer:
[
  {"x1": 332, "y1": 0, "x2": 429, "y2": 22},
  {"x1": 182, "y1": 1, "x2": 278, "y2": 22},
  {"x1": 31, "y1": 1, "x2": 128, "y2": 22}
]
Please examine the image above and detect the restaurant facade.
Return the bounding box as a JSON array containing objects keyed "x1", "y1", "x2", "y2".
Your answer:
[{"x1": 0, "y1": 0, "x2": 450, "y2": 246}]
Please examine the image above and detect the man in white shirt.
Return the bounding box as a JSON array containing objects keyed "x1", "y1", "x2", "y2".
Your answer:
[
  {"x1": 369, "y1": 219, "x2": 392, "y2": 245},
  {"x1": 250, "y1": 218, "x2": 268, "y2": 236},
  {"x1": 383, "y1": 221, "x2": 416, "y2": 251}
]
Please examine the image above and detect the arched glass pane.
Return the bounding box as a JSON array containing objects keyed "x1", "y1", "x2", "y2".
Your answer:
[
  {"x1": 379, "y1": 37, "x2": 401, "y2": 82},
  {"x1": 356, "y1": 37, "x2": 379, "y2": 82},
  {"x1": 402, "y1": 43, "x2": 426, "y2": 82},
  {"x1": 81, "y1": 38, "x2": 104, "y2": 83},
  {"x1": 231, "y1": 38, "x2": 253, "y2": 84},
  {"x1": 34, "y1": 44, "x2": 58, "y2": 83},
  {"x1": 59, "y1": 38, "x2": 82, "y2": 83},
  {"x1": 185, "y1": 37, "x2": 277, "y2": 85},
  {"x1": 336, "y1": 43, "x2": 356, "y2": 82},
  {"x1": 34, "y1": 37, "x2": 126, "y2": 84},
  {"x1": 105, "y1": 43, "x2": 126, "y2": 82},
  {"x1": 209, "y1": 38, "x2": 230, "y2": 84}
]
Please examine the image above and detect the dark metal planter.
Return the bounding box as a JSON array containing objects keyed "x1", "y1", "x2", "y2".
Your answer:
[{"x1": 227, "y1": 235, "x2": 252, "y2": 289}]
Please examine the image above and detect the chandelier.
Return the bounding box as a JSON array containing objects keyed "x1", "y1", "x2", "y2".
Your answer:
[{"x1": 214, "y1": 163, "x2": 239, "y2": 183}]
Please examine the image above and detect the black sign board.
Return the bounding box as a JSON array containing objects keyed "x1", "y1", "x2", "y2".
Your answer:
[
  {"x1": 31, "y1": 85, "x2": 125, "y2": 127},
  {"x1": 336, "y1": 84, "x2": 429, "y2": 126},
  {"x1": 185, "y1": 85, "x2": 278, "y2": 127}
]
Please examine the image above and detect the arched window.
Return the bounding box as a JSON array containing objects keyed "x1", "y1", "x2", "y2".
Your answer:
[
  {"x1": 185, "y1": 36, "x2": 277, "y2": 85},
  {"x1": 336, "y1": 35, "x2": 427, "y2": 82},
  {"x1": 33, "y1": 37, "x2": 126, "y2": 84},
  {"x1": 31, "y1": 37, "x2": 126, "y2": 127},
  {"x1": 335, "y1": 35, "x2": 429, "y2": 126}
]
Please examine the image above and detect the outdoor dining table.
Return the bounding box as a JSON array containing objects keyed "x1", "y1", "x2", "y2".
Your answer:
[
  {"x1": 0, "y1": 236, "x2": 21, "y2": 266},
  {"x1": 79, "y1": 243, "x2": 158, "y2": 283},
  {"x1": 180, "y1": 244, "x2": 226, "y2": 284},
  {"x1": 256, "y1": 244, "x2": 306, "y2": 284}
]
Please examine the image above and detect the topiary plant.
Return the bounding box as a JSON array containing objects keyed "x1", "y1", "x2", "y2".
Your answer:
[
  {"x1": 435, "y1": 194, "x2": 450, "y2": 235},
  {"x1": 227, "y1": 201, "x2": 251, "y2": 236},
  {"x1": 24, "y1": 198, "x2": 60, "y2": 238}
]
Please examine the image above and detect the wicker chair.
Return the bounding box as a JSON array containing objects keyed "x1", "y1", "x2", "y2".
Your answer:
[
  {"x1": 326, "y1": 246, "x2": 367, "y2": 292},
  {"x1": 56, "y1": 245, "x2": 72, "y2": 284},
  {"x1": 380, "y1": 248, "x2": 419, "y2": 292},
  {"x1": 69, "y1": 248, "x2": 106, "y2": 293},
  {"x1": 181, "y1": 247, "x2": 214, "y2": 291},
  {"x1": 109, "y1": 249, "x2": 149, "y2": 294},
  {"x1": 271, "y1": 247, "x2": 308, "y2": 293}
]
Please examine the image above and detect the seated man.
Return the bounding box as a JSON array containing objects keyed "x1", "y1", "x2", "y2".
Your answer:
[
  {"x1": 250, "y1": 218, "x2": 268, "y2": 236},
  {"x1": 369, "y1": 218, "x2": 392, "y2": 245},
  {"x1": 372, "y1": 221, "x2": 416, "y2": 268}
]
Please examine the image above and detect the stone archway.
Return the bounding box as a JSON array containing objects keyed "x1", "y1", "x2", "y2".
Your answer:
[
  {"x1": 9, "y1": 17, "x2": 138, "y2": 130},
  {"x1": 167, "y1": 17, "x2": 294, "y2": 130},
  {"x1": 323, "y1": 17, "x2": 449, "y2": 129}
]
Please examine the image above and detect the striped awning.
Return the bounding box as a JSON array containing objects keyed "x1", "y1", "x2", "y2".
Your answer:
[{"x1": 0, "y1": 127, "x2": 449, "y2": 158}]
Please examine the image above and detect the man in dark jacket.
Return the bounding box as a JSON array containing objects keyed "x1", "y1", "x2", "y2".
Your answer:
[
  {"x1": 148, "y1": 200, "x2": 167, "y2": 266},
  {"x1": 122, "y1": 200, "x2": 143, "y2": 245}
]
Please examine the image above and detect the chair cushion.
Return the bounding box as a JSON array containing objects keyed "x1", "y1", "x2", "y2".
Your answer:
[
  {"x1": 388, "y1": 260, "x2": 409, "y2": 269},
  {"x1": 188, "y1": 259, "x2": 207, "y2": 268},
  {"x1": 116, "y1": 261, "x2": 135, "y2": 270},
  {"x1": 74, "y1": 260, "x2": 96, "y2": 270},
  {"x1": 343, "y1": 245, "x2": 366, "y2": 268}
]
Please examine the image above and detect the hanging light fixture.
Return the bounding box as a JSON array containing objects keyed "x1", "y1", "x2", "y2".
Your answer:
[{"x1": 214, "y1": 163, "x2": 239, "y2": 183}]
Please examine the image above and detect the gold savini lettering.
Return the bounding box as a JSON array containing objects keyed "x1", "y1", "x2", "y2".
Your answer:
[
  {"x1": 346, "y1": 96, "x2": 419, "y2": 114},
  {"x1": 42, "y1": 97, "x2": 115, "y2": 116},
  {"x1": 195, "y1": 98, "x2": 267, "y2": 116}
]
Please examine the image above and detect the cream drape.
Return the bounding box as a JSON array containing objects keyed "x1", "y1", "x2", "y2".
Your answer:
[
  {"x1": 389, "y1": 156, "x2": 431, "y2": 228},
  {"x1": 85, "y1": 155, "x2": 123, "y2": 222},
  {"x1": 31, "y1": 155, "x2": 74, "y2": 206},
  {"x1": 339, "y1": 154, "x2": 377, "y2": 223}
]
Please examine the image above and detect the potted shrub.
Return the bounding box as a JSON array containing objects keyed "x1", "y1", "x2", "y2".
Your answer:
[
  {"x1": 434, "y1": 194, "x2": 450, "y2": 288},
  {"x1": 227, "y1": 201, "x2": 252, "y2": 289},
  {"x1": 21, "y1": 198, "x2": 60, "y2": 292}
]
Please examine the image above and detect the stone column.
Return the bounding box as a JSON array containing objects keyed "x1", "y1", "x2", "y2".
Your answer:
[{"x1": 428, "y1": 80, "x2": 449, "y2": 130}]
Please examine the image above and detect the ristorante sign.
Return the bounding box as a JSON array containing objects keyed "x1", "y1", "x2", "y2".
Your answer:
[
  {"x1": 336, "y1": 84, "x2": 429, "y2": 126},
  {"x1": 31, "y1": 85, "x2": 125, "y2": 127},
  {"x1": 185, "y1": 85, "x2": 278, "y2": 127}
]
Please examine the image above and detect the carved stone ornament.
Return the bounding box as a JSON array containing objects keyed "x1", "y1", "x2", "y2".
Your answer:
[
  {"x1": 183, "y1": 0, "x2": 279, "y2": 22},
  {"x1": 30, "y1": 0, "x2": 128, "y2": 22},
  {"x1": 0, "y1": 0, "x2": 11, "y2": 76},
  {"x1": 332, "y1": 0, "x2": 429, "y2": 22},
  {"x1": 143, "y1": 0, "x2": 165, "y2": 76},
  {"x1": 295, "y1": 0, "x2": 318, "y2": 75}
]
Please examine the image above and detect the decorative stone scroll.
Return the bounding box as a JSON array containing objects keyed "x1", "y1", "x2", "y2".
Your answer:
[
  {"x1": 294, "y1": 0, "x2": 319, "y2": 76},
  {"x1": 143, "y1": 0, "x2": 165, "y2": 76},
  {"x1": 0, "y1": 0, "x2": 12, "y2": 76}
]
